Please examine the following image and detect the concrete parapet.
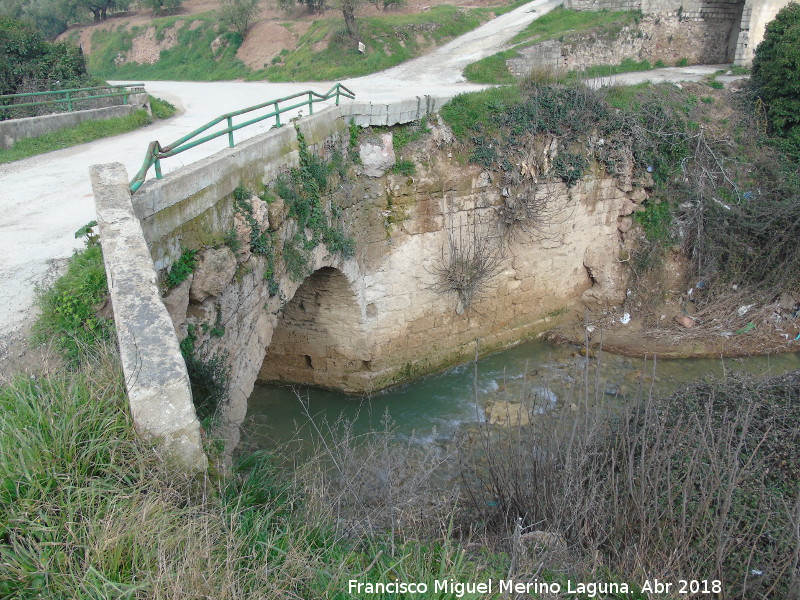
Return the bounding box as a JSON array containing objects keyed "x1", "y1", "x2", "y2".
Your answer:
[
  {"x1": 91, "y1": 162, "x2": 207, "y2": 473},
  {"x1": 0, "y1": 102, "x2": 144, "y2": 149},
  {"x1": 339, "y1": 95, "x2": 455, "y2": 128}
]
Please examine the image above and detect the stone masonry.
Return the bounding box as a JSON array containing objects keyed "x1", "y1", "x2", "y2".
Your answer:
[{"x1": 94, "y1": 99, "x2": 648, "y2": 461}]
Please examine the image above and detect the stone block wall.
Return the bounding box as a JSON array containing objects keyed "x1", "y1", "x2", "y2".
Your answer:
[
  {"x1": 508, "y1": 9, "x2": 742, "y2": 76},
  {"x1": 564, "y1": 0, "x2": 793, "y2": 67},
  {"x1": 734, "y1": 0, "x2": 793, "y2": 65},
  {"x1": 1, "y1": 94, "x2": 148, "y2": 149}
]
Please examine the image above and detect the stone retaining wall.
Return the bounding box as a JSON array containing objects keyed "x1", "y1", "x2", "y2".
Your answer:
[
  {"x1": 508, "y1": 11, "x2": 741, "y2": 76},
  {"x1": 1, "y1": 93, "x2": 149, "y2": 149},
  {"x1": 562, "y1": 0, "x2": 791, "y2": 66}
]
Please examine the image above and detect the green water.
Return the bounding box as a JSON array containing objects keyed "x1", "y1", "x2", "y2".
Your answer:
[{"x1": 243, "y1": 340, "x2": 800, "y2": 449}]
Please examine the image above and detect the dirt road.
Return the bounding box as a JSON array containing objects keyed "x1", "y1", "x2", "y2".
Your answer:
[{"x1": 0, "y1": 0, "x2": 729, "y2": 366}]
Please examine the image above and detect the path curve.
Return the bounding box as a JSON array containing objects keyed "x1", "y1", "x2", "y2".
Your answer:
[{"x1": 0, "y1": 0, "x2": 734, "y2": 364}]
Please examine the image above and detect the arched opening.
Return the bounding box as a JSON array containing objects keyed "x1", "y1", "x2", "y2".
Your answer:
[{"x1": 258, "y1": 267, "x2": 371, "y2": 391}]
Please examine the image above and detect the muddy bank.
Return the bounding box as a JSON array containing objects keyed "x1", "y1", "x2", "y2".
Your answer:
[{"x1": 546, "y1": 300, "x2": 800, "y2": 359}]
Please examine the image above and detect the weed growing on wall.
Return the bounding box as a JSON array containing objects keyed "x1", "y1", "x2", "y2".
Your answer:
[
  {"x1": 179, "y1": 324, "x2": 229, "y2": 423},
  {"x1": 271, "y1": 127, "x2": 355, "y2": 281},
  {"x1": 392, "y1": 159, "x2": 416, "y2": 176},
  {"x1": 232, "y1": 186, "x2": 280, "y2": 296},
  {"x1": 166, "y1": 248, "x2": 198, "y2": 288}
]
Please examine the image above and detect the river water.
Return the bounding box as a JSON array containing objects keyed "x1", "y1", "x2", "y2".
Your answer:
[{"x1": 243, "y1": 340, "x2": 800, "y2": 449}]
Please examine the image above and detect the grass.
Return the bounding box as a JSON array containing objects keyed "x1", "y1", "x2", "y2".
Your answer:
[
  {"x1": 463, "y1": 7, "x2": 642, "y2": 84},
  {"x1": 439, "y1": 85, "x2": 522, "y2": 140},
  {"x1": 462, "y1": 49, "x2": 517, "y2": 84},
  {"x1": 0, "y1": 341, "x2": 505, "y2": 597},
  {"x1": 88, "y1": 13, "x2": 249, "y2": 81},
  {"x1": 252, "y1": 5, "x2": 488, "y2": 82},
  {"x1": 510, "y1": 6, "x2": 641, "y2": 46},
  {"x1": 149, "y1": 94, "x2": 177, "y2": 118},
  {"x1": 32, "y1": 240, "x2": 114, "y2": 366},
  {"x1": 0, "y1": 109, "x2": 151, "y2": 164},
  {"x1": 85, "y1": 1, "x2": 522, "y2": 82}
]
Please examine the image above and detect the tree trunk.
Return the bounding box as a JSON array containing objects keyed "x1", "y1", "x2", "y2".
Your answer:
[{"x1": 342, "y1": 5, "x2": 358, "y2": 38}]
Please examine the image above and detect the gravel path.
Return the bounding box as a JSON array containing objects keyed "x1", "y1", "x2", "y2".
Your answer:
[{"x1": 0, "y1": 0, "x2": 732, "y2": 363}]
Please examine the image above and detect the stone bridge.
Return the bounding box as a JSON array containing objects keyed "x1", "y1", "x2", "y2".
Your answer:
[{"x1": 92, "y1": 98, "x2": 648, "y2": 470}]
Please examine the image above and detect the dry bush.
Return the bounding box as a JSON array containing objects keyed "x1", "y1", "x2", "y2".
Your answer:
[
  {"x1": 432, "y1": 212, "x2": 504, "y2": 314},
  {"x1": 291, "y1": 398, "x2": 460, "y2": 540},
  {"x1": 458, "y1": 356, "x2": 800, "y2": 598}
]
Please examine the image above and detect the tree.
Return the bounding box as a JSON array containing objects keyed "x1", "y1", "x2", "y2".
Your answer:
[
  {"x1": 751, "y1": 2, "x2": 800, "y2": 148},
  {"x1": 0, "y1": 0, "x2": 75, "y2": 39},
  {"x1": 278, "y1": 0, "x2": 365, "y2": 38},
  {"x1": 75, "y1": 0, "x2": 130, "y2": 22},
  {"x1": 334, "y1": 0, "x2": 362, "y2": 37},
  {"x1": 218, "y1": 0, "x2": 259, "y2": 37},
  {"x1": 140, "y1": 0, "x2": 183, "y2": 16},
  {"x1": 0, "y1": 17, "x2": 88, "y2": 97}
]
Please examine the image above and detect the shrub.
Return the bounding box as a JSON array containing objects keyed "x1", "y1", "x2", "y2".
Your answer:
[
  {"x1": 0, "y1": 17, "x2": 90, "y2": 101},
  {"x1": 751, "y1": 2, "x2": 800, "y2": 152},
  {"x1": 149, "y1": 95, "x2": 177, "y2": 118}
]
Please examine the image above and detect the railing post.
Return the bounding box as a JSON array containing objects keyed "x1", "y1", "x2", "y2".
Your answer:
[
  {"x1": 275, "y1": 102, "x2": 280, "y2": 128},
  {"x1": 335, "y1": 83, "x2": 341, "y2": 106},
  {"x1": 308, "y1": 92, "x2": 313, "y2": 115},
  {"x1": 123, "y1": 86, "x2": 129, "y2": 105},
  {"x1": 66, "y1": 90, "x2": 73, "y2": 112},
  {"x1": 227, "y1": 116, "x2": 234, "y2": 148},
  {"x1": 155, "y1": 159, "x2": 162, "y2": 179}
]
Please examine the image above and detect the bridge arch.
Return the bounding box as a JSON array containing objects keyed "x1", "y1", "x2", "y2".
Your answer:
[{"x1": 259, "y1": 266, "x2": 372, "y2": 391}]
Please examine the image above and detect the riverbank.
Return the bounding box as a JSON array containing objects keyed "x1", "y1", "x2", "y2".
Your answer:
[{"x1": 546, "y1": 296, "x2": 800, "y2": 359}]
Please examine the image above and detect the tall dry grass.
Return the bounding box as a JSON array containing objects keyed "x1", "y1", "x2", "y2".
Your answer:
[{"x1": 458, "y1": 353, "x2": 800, "y2": 598}]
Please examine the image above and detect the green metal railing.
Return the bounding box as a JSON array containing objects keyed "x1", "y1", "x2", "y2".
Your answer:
[
  {"x1": 0, "y1": 84, "x2": 145, "y2": 114},
  {"x1": 129, "y1": 83, "x2": 355, "y2": 193}
]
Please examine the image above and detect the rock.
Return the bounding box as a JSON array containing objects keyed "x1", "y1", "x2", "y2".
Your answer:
[
  {"x1": 628, "y1": 188, "x2": 648, "y2": 204},
  {"x1": 359, "y1": 133, "x2": 396, "y2": 177},
  {"x1": 190, "y1": 247, "x2": 237, "y2": 302},
  {"x1": 485, "y1": 401, "x2": 530, "y2": 426},
  {"x1": 267, "y1": 195, "x2": 287, "y2": 230},
  {"x1": 778, "y1": 292, "x2": 798, "y2": 311},
  {"x1": 619, "y1": 198, "x2": 637, "y2": 216},
  {"x1": 429, "y1": 119, "x2": 454, "y2": 147},
  {"x1": 163, "y1": 276, "x2": 192, "y2": 335},
  {"x1": 250, "y1": 194, "x2": 270, "y2": 231},
  {"x1": 675, "y1": 315, "x2": 696, "y2": 328},
  {"x1": 618, "y1": 216, "x2": 633, "y2": 232},
  {"x1": 519, "y1": 531, "x2": 567, "y2": 552},
  {"x1": 233, "y1": 212, "x2": 252, "y2": 262}
]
